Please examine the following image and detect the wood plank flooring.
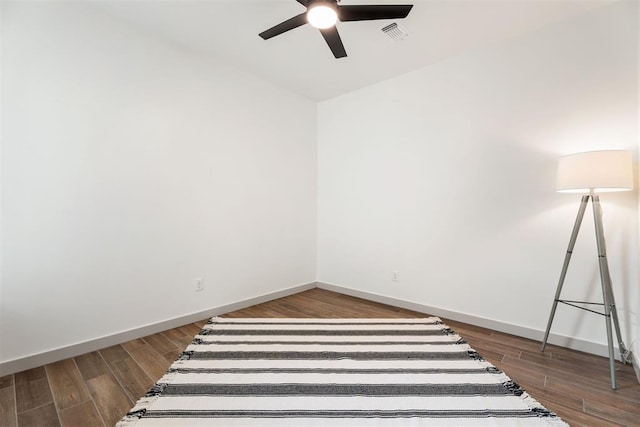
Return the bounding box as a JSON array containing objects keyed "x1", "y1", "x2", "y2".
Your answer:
[{"x1": 1, "y1": 288, "x2": 638, "y2": 426}]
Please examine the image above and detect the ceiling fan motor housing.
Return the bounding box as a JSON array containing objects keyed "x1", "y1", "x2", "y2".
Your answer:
[
  {"x1": 259, "y1": 0, "x2": 413, "y2": 59},
  {"x1": 306, "y1": 0, "x2": 339, "y2": 29}
]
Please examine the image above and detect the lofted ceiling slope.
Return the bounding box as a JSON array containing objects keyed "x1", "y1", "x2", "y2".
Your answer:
[{"x1": 94, "y1": 0, "x2": 616, "y2": 101}]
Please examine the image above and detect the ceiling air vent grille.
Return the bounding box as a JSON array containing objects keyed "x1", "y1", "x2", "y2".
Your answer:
[{"x1": 381, "y1": 22, "x2": 408, "y2": 40}]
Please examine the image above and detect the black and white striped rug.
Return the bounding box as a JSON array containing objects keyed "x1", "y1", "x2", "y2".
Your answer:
[{"x1": 118, "y1": 318, "x2": 567, "y2": 426}]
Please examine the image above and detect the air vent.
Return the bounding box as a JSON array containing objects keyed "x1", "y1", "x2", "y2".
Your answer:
[{"x1": 381, "y1": 22, "x2": 408, "y2": 41}]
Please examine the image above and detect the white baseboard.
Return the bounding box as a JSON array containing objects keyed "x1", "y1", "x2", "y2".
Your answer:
[
  {"x1": 4, "y1": 280, "x2": 639, "y2": 385},
  {"x1": 632, "y1": 342, "x2": 640, "y2": 383},
  {"x1": 317, "y1": 281, "x2": 631, "y2": 363},
  {"x1": 0, "y1": 281, "x2": 317, "y2": 376}
]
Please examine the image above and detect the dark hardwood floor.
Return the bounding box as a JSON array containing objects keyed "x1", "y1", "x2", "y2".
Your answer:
[{"x1": 1, "y1": 288, "x2": 638, "y2": 426}]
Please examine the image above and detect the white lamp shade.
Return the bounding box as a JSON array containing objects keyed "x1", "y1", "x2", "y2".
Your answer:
[{"x1": 557, "y1": 150, "x2": 634, "y2": 193}]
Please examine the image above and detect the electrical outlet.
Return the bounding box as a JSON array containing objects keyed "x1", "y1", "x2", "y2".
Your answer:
[
  {"x1": 195, "y1": 278, "x2": 204, "y2": 292},
  {"x1": 392, "y1": 271, "x2": 399, "y2": 282}
]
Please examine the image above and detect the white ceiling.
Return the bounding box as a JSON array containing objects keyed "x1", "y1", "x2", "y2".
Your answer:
[{"x1": 94, "y1": 0, "x2": 615, "y2": 101}]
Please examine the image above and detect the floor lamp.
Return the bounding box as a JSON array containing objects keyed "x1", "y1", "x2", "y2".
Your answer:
[{"x1": 541, "y1": 150, "x2": 634, "y2": 390}]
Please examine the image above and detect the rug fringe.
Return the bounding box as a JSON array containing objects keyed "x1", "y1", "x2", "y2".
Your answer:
[
  {"x1": 115, "y1": 382, "x2": 171, "y2": 427},
  {"x1": 115, "y1": 396, "x2": 153, "y2": 427},
  {"x1": 467, "y1": 350, "x2": 484, "y2": 360},
  {"x1": 520, "y1": 391, "x2": 569, "y2": 426},
  {"x1": 115, "y1": 370, "x2": 178, "y2": 427}
]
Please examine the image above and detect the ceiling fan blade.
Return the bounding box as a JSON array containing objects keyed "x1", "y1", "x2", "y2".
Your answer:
[
  {"x1": 337, "y1": 5, "x2": 413, "y2": 22},
  {"x1": 259, "y1": 12, "x2": 308, "y2": 40},
  {"x1": 319, "y1": 26, "x2": 347, "y2": 58}
]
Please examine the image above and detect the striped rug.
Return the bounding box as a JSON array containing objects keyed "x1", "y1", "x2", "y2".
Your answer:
[{"x1": 118, "y1": 318, "x2": 567, "y2": 426}]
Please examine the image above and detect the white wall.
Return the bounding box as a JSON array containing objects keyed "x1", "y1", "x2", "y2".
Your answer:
[
  {"x1": 636, "y1": 0, "x2": 640, "y2": 373},
  {"x1": 1, "y1": 2, "x2": 317, "y2": 365},
  {"x1": 318, "y1": 1, "x2": 639, "y2": 354},
  {"x1": 2, "y1": 0, "x2": 638, "y2": 373}
]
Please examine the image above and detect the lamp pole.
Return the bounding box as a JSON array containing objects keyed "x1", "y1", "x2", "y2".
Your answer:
[
  {"x1": 542, "y1": 150, "x2": 633, "y2": 390},
  {"x1": 541, "y1": 190, "x2": 630, "y2": 389}
]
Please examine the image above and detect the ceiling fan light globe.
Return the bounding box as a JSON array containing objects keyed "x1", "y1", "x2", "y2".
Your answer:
[{"x1": 307, "y1": 5, "x2": 338, "y2": 29}]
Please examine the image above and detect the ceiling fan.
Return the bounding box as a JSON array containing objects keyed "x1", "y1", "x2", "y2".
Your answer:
[{"x1": 259, "y1": 0, "x2": 413, "y2": 59}]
